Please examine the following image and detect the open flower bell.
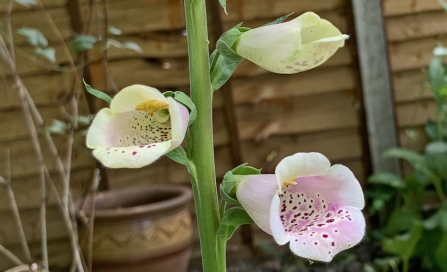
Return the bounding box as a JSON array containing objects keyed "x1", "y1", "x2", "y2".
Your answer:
[
  {"x1": 233, "y1": 12, "x2": 349, "y2": 74},
  {"x1": 86, "y1": 85, "x2": 189, "y2": 168},
  {"x1": 235, "y1": 152, "x2": 365, "y2": 262}
]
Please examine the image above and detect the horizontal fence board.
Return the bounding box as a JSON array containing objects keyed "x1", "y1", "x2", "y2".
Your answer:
[
  {"x1": 0, "y1": 238, "x2": 71, "y2": 272},
  {"x1": 0, "y1": 205, "x2": 67, "y2": 246},
  {"x1": 395, "y1": 99, "x2": 436, "y2": 127},
  {"x1": 0, "y1": 72, "x2": 75, "y2": 111},
  {"x1": 1, "y1": 42, "x2": 76, "y2": 77},
  {"x1": 241, "y1": 128, "x2": 363, "y2": 173},
  {"x1": 388, "y1": 37, "x2": 441, "y2": 72},
  {"x1": 398, "y1": 125, "x2": 430, "y2": 152},
  {"x1": 231, "y1": 65, "x2": 355, "y2": 105},
  {"x1": 386, "y1": 10, "x2": 447, "y2": 42},
  {"x1": 0, "y1": 0, "x2": 66, "y2": 12},
  {"x1": 236, "y1": 90, "x2": 359, "y2": 141},
  {"x1": 383, "y1": 0, "x2": 442, "y2": 16},
  {"x1": 98, "y1": 0, "x2": 347, "y2": 34},
  {"x1": 94, "y1": 46, "x2": 351, "y2": 90},
  {"x1": 10, "y1": 7, "x2": 72, "y2": 45},
  {"x1": 0, "y1": 168, "x2": 90, "y2": 212},
  {"x1": 0, "y1": 134, "x2": 94, "y2": 179},
  {"x1": 392, "y1": 69, "x2": 432, "y2": 102}
]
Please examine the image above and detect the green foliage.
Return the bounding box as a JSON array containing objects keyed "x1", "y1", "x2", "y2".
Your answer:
[
  {"x1": 219, "y1": 0, "x2": 227, "y2": 14},
  {"x1": 71, "y1": 35, "x2": 97, "y2": 52},
  {"x1": 163, "y1": 91, "x2": 197, "y2": 125},
  {"x1": 82, "y1": 79, "x2": 112, "y2": 104},
  {"x1": 17, "y1": 27, "x2": 48, "y2": 47},
  {"x1": 368, "y1": 45, "x2": 447, "y2": 272},
  {"x1": 14, "y1": 0, "x2": 36, "y2": 7},
  {"x1": 217, "y1": 164, "x2": 260, "y2": 241},
  {"x1": 35, "y1": 47, "x2": 55, "y2": 63}
]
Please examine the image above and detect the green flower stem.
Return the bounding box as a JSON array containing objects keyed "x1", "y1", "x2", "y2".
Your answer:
[{"x1": 184, "y1": 0, "x2": 225, "y2": 271}]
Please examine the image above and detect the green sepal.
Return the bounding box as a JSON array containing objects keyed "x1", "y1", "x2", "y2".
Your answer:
[
  {"x1": 219, "y1": 0, "x2": 227, "y2": 14},
  {"x1": 220, "y1": 163, "x2": 261, "y2": 205},
  {"x1": 382, "y1": 222, "x2": 423, "y2": 262},
  {"x1": 165, "y1": 146, "x2": 189, "y2": 166},
  {"x1": 163, "y1": 91, "x2": 197, "y2": 126},
  {"x1": 220, "y1": 171, "x2": 240, "y2": 205},
  {"x1": 217, "y1": 206, "x2": 254, "y2": 240},
  {"x1": 210, "y1": 25, "x2": 245, "y2": 91},
  {"x1": 83, "y1": 79, "x2": 112, "y2": 104},
  {"x1": 263, "y1": 13, "x2": 293, "y2": 26}
]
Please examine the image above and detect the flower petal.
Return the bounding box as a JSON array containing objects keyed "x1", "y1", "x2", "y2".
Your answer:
[
  {"x1": 110, "y1": 85, "x2": 167, "y2": 113},
  {"x1": 275, "y1": 152, "x2": 331, "y2": 190},
  {"x1": 270, "y1": 194, "x2": 289, "y2": 245},
  {"x1": 288, "y1": 206, "x2": 365, "y2": 262},
  {"x1": 86, "y1": 108, "x2": 115, "y2": 148},
  {"x1": 92, "y1": 142, "x2": 171, "y2": 168},
  {"x1": 167, "y1": 97, "x2": 189, "y2": 150},
  {"x1": 235, "y1": 174, "x2": 278, "y2": 234}
]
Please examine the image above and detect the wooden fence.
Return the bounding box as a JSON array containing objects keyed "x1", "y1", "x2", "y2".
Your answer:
[{"x1": 0, "y1": 0, "x2": 370, "y2": 269}]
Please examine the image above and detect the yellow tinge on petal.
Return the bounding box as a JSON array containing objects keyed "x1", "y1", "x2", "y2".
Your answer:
[
  {"x1": 281, "y1": 178, "x2": 297, "y2": 189},
  {"x1": 135, "y1": 99, "x2": 169, "y2": 115}
]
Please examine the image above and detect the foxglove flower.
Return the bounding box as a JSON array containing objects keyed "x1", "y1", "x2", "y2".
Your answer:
[
  {"x1": 235, "y1": 153, "x2": 365, "y2": 262},
  {"x1": 234, "y1": 12, "x2": 348, "y2": 74},
  {"x1": 86, "y1": 85, "x2": 189, "y2": 168}
]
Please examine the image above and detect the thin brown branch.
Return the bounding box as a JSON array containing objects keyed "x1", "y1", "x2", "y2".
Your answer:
[
  {"x1": 1, "y1": 2, "x2": 49, "y2": 268},
  {"x1": 1, "y1": 150, "x2": 32, "y2": 263},
  {"x1": 86, "y1": 169, "x2": 100, "y2": 272},
  {"x1": 0, "y1": 243, "x2": 24, "y2": 266}
]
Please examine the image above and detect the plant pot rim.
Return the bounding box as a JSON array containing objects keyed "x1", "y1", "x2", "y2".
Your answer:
[{"x1": 78, "y1": 185, "x2": 192, "y2": 220}]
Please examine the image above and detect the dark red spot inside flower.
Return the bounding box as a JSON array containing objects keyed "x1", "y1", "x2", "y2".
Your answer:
[
  {"x1": 323, "y1": 234, "x2": 328, "y2": 238},
  {"x1": 314, "y1": 242, "x2": 318, "y2": 245},
  {"x1": 331, "y1": 242, "x2": 335, "y2": 247},
  {"x1": 132, "y1": 151, "x2": 137, "y2": 155},
  {"x1": 326, "y1": 219, "x2": 335, "y2": 223}
]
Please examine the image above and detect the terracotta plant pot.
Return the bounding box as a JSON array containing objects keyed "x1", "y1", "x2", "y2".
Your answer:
[{"x1": 77, "y1": 185, "x2": 193, "y2": 272}]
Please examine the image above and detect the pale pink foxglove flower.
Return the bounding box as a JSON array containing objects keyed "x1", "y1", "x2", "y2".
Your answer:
[
  {"x1": 86, "y1": 85, "x2": 189, "y2": 168},
  {"x1": 234, "y1": 12, "x2": 349, "y2": 74},
  {"x1": 236, "y1": 152, "x2": 365, "y2": 262}
]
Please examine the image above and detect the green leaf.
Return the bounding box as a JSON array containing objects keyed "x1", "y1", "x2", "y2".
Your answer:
[
  {"x1": 368, "y1": 172, "x2": 405, "y2": 189},
  {"x1": 210, "y1": 26, "x2": 245, "y2": 91},
  {"x1": 216, "y1": 224, "x2": 237, "y2": 241},
  {"x1": 382, "y1": 222, "x2": 423, "y2": 261},
  {"x1": 424, "y1": 207, "x2": 447, "y2": 231},
  {"x1": 172, "y1": 92, "x2": 196, "y2": 126},
  {"x1": 71, "y1": 35, "x2": 97, "y2": 52},
  {"x1": 16, "y1": 27, "x2": 48, "y2": 47},
  {"x1": 217, "y1": 207, "x2": 254, "y2": 241},
  {"x1": 108, "y1": 26, "x2": 122, "y2": 36},
  {"x1": 35, "y1": 47, "x2": 55, "y2": 63},
  {"x1": 263, "y1": 13, "x2": 293, "y2": 26},
  {"x1": 438, "y1": 0, "x2": 447, "y2": 13},
  {"x1": 429, "y1": 56, "x2": 446, "y2": 91},
  {"x1": 83, "y1": 79, "x2": 112, "y2": 104},
  {"x1": 165, "y1": 146, "x2": 189, "y2": 166},
  {"x1": 219, "y1": 0, "x2": 227, "y2": 14},
  {"x1": 220, "y1": 171, "x2": 240, "y2": 205},
  {"x1": 221, "y1": 206, "x2": 254, "y2": 226},
  {"x1": 383, "y1": 208, "x2": 422, "y2": 237},
  {"x1": 425, "y1": 141, "x2": 447, "y2": 154},
  {"x1": 14, "y1": 0, "x2": 36, "y2": 7},
  {"x1": 123, "y1": 41, "x2": 143, "y2": 53},
  {"x1": 231, "y1": 164, "x2": 261, "y2": 175},
  {"x1": 435, "y1": 231, "x2": 447, "y2": 272},
  {"x1": 45, "y1": 119, "x2": 67, "y2": 135},
  {"x1": 383, "y1": 147, "x2": 425, "y2": 168}
]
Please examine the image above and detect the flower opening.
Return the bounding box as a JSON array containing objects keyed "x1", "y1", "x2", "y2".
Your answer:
[
  {"x1": 236, "y1": 152, "x2": 365, "y2": 262},
  {"x1": 86, "y1": 85, "x2": 189, "y2": 168}
]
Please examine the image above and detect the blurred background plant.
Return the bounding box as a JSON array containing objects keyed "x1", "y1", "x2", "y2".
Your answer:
[{"x1": 366, "y1": 44, "x2": 447, "y2": 272}]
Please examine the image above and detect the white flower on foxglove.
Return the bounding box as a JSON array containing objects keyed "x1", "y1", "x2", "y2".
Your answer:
[
  {"x1": 235, "y1": 152, "x2": 365, "y2": 262},
  {"x1": 86, "y1": 85, "x2": 189, "y2": 168},
  {"x1": 234, "y1": 12, "x2": 348, "y2": 74}
]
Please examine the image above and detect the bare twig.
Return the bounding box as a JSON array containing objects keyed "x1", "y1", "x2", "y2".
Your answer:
[
  {"x1": 0, "y1": 243, "x2": 24, "y2": 266},
  {"x1": 86, "y1": 169, "x2": 100, "y2": 272},
  {"x1": 1, "y1": 150, "x2": 32, "y2": 263},
  {"x1": 2, "y1": 1, "x2": 48, "y2": 269}
]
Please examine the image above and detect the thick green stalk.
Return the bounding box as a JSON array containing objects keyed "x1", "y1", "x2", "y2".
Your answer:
[{"x1": 184, "y1": 0, "x2": 225, "y2": 271}]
